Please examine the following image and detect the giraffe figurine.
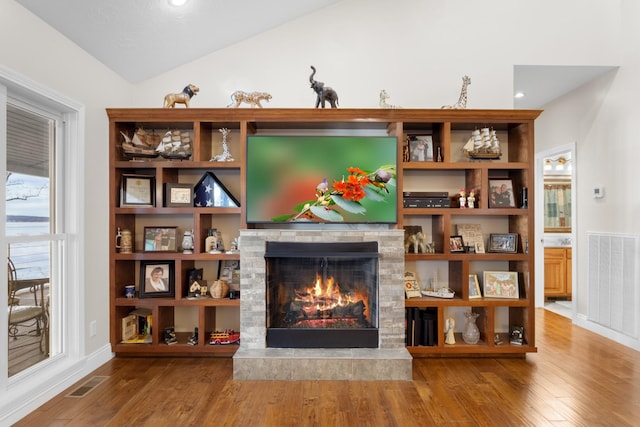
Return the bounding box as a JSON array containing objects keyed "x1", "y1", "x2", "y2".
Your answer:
[{"x1": 442, "y1": 75, "x2": 471, "y2": 109}]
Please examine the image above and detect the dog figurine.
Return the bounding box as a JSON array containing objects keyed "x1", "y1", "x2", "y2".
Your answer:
[{"x1": 163, "y1": 84, "x2": 199, "y2": 108}]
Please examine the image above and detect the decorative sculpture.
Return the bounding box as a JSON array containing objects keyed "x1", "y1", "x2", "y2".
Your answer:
[
  {"x1": 445, "y1": 317, "x2": 456, "y2": 344},
  {"x1": 405, "y1": 231, "x2": 429, "y2": 254},
  {"x1": 163, "y1": 84, "x2": 199, "y2": 108},
  {"x1": 210, "y1": 128, "x2": 235, "y2": 162},
  {"x1": 441, "y1": 75, "x2": 470, "y2": 109},
  {"x1": 227, "y1": 91, "x2": 272, "y2": 108},
  {"x1": 379, "y1": 89, "x2": 401, "y2": 109},
  {"x1": 309, "y1": 65, "x2": 339, "y2": 108}
]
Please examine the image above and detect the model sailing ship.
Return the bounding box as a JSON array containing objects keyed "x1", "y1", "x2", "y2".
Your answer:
[
  {"x1": 462, "y1": 127, "x2": 501, "y2": 159},
  {"x1": 120, "y1": 128, "x2": 159, "y2": 159},
  {"x1": 156, "y1": 130, "x2": 192, "y2": 160}
]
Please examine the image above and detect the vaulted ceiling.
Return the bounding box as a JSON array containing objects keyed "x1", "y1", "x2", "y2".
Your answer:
[{"x1": 16, "y1": 0, "x2": 617, "y2": 109}]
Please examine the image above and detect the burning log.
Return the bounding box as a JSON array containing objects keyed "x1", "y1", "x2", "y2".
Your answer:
[{"x1": 283, "y1": 299, "x2": 366, "y2": 324}]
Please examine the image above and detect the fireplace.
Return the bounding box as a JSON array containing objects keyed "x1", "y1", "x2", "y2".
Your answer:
[
  {"x1": 234, "y1": 229, "x2": 412, "y2": 381},
  {"x1": 265, "y1": 241, "x2": 379, "y2": 348}
]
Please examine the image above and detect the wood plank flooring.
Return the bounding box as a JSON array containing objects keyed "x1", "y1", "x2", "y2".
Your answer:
[{"x1": 15, "y1": 308, "x2": 640, "y2": 426}]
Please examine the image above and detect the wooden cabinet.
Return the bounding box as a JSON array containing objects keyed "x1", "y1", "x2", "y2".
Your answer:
[
  {"x1": 108, "y1": 108, "x2": 540, "y2": 357},
  {"x1": 544, "y1": 247, "x2": 572, "y2": 300}
]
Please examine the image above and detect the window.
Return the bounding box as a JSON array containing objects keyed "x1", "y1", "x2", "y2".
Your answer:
[{"x1": 1, "y1": 70, "x2": 83, "y2": 385}]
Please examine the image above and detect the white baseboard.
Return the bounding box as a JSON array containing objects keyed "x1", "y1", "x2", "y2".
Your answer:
[
  {"x1": 1, "y1": 344, "x2": 113, "y2": 426},
  {"x1": 574, "y1": 314, "x2": 640, "y2": 352}
]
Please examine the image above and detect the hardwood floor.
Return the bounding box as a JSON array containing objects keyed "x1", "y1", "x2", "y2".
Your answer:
[{"x1": 15, "y1": 308, "x2": 640, "y2": 426}]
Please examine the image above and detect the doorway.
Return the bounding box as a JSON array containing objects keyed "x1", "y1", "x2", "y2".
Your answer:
[{"x1": 535, "y1": 145, "x2": 576, "y2": 318}]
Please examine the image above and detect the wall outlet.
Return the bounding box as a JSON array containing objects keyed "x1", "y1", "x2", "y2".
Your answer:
[
  {"x1": 90, "y1": 320, "x2": 97, "y2": 337},
  {"x1": 593, "y1": 186, "x2": 604, "y2": 199}
]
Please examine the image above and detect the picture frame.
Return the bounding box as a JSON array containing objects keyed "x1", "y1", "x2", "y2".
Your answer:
[
  {"x1": 164, "y1": 183, "x2": 193, "y2": 207},
  {"x1": 489, "y1": 179, "x2": 516, "y2": 208},
  {"x1": 218, "y1": 260, "x2": 240, "y2": 286},
  {"x1": 139, "y1": 261, "x2": 175, "y2": 298},
  {"x1": 482, "y1": 271, "x2": 519, "y2": 299},
  {"x1": 408, "y1": 135, "x2": 434, "y2": 162},
  {"x1": 487, "y1": 233, "x2": 518, "y2": 253},
  {"x1": 449, "y1": 235, "x2": 465, "y2": 253},
  {"x1": 120, "y1": 174, "x2": 155, "y2": 207},
  {"x1": 468, "y1": 274, "x2": 482, "y2": 299},
  {"x1": 143, "y1": 227, "x2": 178, "y2": 252}
]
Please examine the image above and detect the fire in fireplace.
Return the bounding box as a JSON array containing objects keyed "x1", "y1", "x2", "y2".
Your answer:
[{"x1": 265, "y1": 241, "x2": 379, "y2": 348}]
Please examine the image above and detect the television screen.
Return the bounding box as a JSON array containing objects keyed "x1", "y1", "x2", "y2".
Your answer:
[{"x1": 246, "y1": 136, "x2": 397, "y2": 223}]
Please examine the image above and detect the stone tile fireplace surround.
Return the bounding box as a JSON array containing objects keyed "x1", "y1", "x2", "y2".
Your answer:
[{"x1": 233, "y1": 229, "x2": 412, "y2": 380}]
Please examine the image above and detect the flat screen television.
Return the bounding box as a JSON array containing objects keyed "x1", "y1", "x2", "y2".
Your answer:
[{"x1": 246, "y1": 136, "x2": 397, "y2": 224}]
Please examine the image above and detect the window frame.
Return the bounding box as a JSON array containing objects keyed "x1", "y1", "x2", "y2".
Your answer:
[{"x1": 0, "y1": 67, "x2": 85, "y2": 391}]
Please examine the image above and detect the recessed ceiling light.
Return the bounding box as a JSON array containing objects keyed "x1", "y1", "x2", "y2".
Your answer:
[
  {"x1": 168, "y1": 0, "x2": 188, "y2": 6},
  {"x1": 514, "y1": 92, "x2": 526, "y2": 99}
]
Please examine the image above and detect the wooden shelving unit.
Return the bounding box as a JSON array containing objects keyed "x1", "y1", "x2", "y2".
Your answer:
[{"x1": 108, "y1": 108, "x2": 540, "y2": 357}]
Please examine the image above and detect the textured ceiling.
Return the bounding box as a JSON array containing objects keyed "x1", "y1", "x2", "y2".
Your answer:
[{"x1": 16, "y1": 0, "x2": 342, "y2": 83}]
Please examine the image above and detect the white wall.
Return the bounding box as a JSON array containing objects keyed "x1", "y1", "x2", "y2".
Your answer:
[
  {"x1": 133, "y1": 0, "x2": 621, "y2": 109},
  {"x1": 1, "y1": 0, "x2": 638, "y2": 421},
  {"x1": 1, "y1": 0, "x2": 129, "y2": 422}
]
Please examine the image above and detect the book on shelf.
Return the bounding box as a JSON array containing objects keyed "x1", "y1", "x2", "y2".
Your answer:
[{"x1": 121, "y1": 308, "x2": 152, "y2": 343}]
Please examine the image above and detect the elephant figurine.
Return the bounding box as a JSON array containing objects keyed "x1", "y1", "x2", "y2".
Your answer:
[{"x1": 309, "y1": 65, "x2": 339, "y2": 108}]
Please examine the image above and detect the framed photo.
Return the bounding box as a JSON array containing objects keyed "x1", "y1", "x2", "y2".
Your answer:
[
  {"x1": 139, "y1": 261, "x2": 175, "y2": 298},
  {"x1": 468, "y1": 274, "x2": 482, "y2": 299},
  {"x1": 218, "y1": 260, "x2": 240, "y2": 286},
  {"x1": 408, "y1": 135, "x2": 434, "y2": 162},
  {"x1": 483, "y1": 271, "x2": 519, "y2": 299},
  {"x1": 164, "y1": 183, "x2": 193, "y2": 207},
  {"x1": 488, "y1": 233, "x2": 518, "y2": 253},
  {"x1": 449, "y1": 235, "x2": 465, "y2": 253},
  {"x1": 489, "y1": 179, "x2": 515, "y2": 208},
  {"x1": 474, "y1": 241, "x2": 486, "y2": 254},
  {"x1": 144, "y1": 227, "x2": 178, "y2": 252},
  {"x1": 121, "y1": 174, "x2": 155, "y2": 207}
]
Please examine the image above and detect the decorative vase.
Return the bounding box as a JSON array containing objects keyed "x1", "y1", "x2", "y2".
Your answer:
[
  {"x1": 211, "y1": 279, "x2": 230, "y2": 299},
  {"x1": 462, "y1": 312, "x2": 480, "y2": 344}
]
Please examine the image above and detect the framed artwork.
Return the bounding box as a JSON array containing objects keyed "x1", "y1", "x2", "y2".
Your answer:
[
  {"x1": 164, "y1": 183, "x2": 193, "y2": 207},
  {"x1": 144, "y1": 227, "x2": 178, "y2": 252},
  {"x1": 468, "y1": 274, "x2": 482, "y2": 299},
  {"x1": 139, "y1": 261, "x2": 175, "y2": 298},
  {"x1": 489, "y1": 179, "x2": 515, "y2": 208},
  {"x1": 120, "y1": 174, "x2": 155, "y2": 207},
  {"x1": 449, "y1": 235, "x2": 465, "y2": 253},
  {"x1": 218, "y1": 260, "x2": 240, "y2": 286},
  {"x1": 408, "y1": 135, "x2": 434, "y2": 161},
  {"x1": 483, "y1": 271, "x2": 519, "y2": 299},
  {"x1": 487, "y1": 233, "x2": 518, "y2": 253}
]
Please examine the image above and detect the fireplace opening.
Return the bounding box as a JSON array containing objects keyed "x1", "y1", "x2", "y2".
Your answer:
[{"x1": 265, "y1": 241, "x2": 379, "y2": 348}]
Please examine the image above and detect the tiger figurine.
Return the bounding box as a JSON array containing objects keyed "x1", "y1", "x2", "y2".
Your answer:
[{"x1": 227, "y1": 91, "x2": 272, "y2": 108}]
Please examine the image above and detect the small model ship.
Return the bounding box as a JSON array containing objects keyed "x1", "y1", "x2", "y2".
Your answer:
[
  {"x1": 120, "y1": 128, "x2": 159, "y2": 159},
  {"x1": 462, "y1": 127, "x2": 501, "y2": 159},
  {"x1": 156, "y1": 130, "x2": 192, "y2": 160},
  {"x1": 421, "y1": 287, "x2": 455, "y2": 299}
]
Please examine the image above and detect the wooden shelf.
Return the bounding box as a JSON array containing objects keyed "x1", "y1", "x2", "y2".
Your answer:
[{"x1": 108, "y1": 108, "x2": 540, "y2": 357}]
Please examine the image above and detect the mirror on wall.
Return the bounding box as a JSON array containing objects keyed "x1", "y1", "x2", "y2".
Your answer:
[{"x1": 543, "y1": 153, "x2": 571, "y2": 233}]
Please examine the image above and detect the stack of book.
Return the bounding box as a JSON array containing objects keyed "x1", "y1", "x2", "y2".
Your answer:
[{"x1": 405, "y1": 307, "x2": 438, "y2": 346}]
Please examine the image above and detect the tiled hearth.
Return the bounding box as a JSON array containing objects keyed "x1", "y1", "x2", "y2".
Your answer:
[{"x1": 233, "y1": 229, "x2": 412, "y2": 380}]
